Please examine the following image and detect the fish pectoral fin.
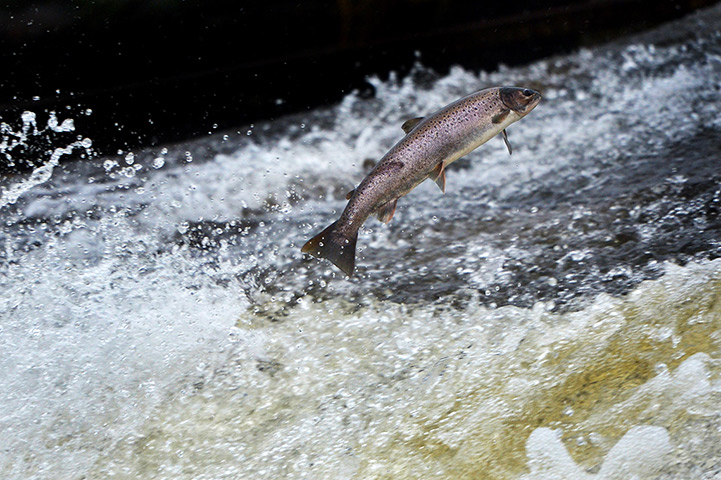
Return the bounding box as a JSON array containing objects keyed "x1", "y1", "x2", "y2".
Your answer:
[
  {"x1": 429, "y1": 162, "x2": 447, "y2": 193},
  {"x1": 492, "y1": 109, "x2": 510, "y2": 124},
  {"x1": 502, "y1": 129, "x2": 513, "y2": 155},
  {"x1": 376, "y1": 198, "x2": 399, "y2": 224},
  {"x1": 345, "y1": 188, "x2": 355, "y2": 200},
  {"x1": 401, "y1": 116, "x2": 424, "y2": 134}
]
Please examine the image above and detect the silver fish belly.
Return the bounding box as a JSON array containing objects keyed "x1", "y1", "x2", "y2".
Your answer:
[{"x1": 302, "y1": 86, "x2": 542, "y2": 276}]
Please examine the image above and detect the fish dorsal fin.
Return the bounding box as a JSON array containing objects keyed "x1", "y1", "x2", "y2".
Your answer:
[
  {"x1": 429, "y1": 162, "x2": 446, "y2": 193},
  {"x1": 345, "y1": 188, "x2": 355, "y2": 200},
  {"x1": 502, "y1": 129, "x2": 513, "y2": 155},
  {"x1": 376, "y1": 198, "x2": 398, "y2": 224},
  {"x1": 401, "y1": 117, "x2": 424, "y2": 134},
  {"x1": 492, "y1": 109, "x2": 510, "y2": 124}
]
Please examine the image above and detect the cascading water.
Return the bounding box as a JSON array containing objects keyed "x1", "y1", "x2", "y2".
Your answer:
[{"x1": 1, "y1": 5, "x2": 721, "y2": 479}]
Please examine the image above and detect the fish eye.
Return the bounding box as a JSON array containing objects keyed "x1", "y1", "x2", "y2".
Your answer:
[{"x1": 522, "y1": 89, "x2": 534, "y2": 97}]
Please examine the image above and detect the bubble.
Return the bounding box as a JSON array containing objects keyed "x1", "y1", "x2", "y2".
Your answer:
[{"x1": 152, "y1": 157, "x2": 165, "y2": 169}]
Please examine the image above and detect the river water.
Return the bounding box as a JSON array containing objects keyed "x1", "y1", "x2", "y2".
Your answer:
[{"x1": 2, "y1": 6, "x2": 721, "y2": 480}]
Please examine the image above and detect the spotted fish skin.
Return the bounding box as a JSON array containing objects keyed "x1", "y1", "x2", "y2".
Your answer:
[{"x1": 302, "y1": 86, "x2": 542, "y2": 276}]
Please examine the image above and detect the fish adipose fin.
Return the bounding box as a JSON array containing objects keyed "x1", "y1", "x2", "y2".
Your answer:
[
  {"x1": 429, "y1": 162, "x2": 446, "y2": 193},
  {"x1": 376, "y1": 198, "x2": 398, "y2": 224},
  {"x1": 345, "y1": 188, "x2": 355, "y2": 200},
  {"x1": 401, "y1": 117, "x2": 424, "y2": 134},
  {"x1": 301, "y1": 221, "x2": 358, "y2": 277},
  {"x1": 502, "y1": 129, "x2": 513, "y2": 155}
]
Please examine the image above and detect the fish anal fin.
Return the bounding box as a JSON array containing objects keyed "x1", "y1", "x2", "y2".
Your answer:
[
  {"x1": 401, "y1": 117, "x2": 424, "y2": 134},
  {"x1": 502, "y1": 129, "x2": 513, "y2": 155},
  {"x1": 376, "y1": 198, "x2": 398, "y2": 224},
  {"x1": 492, "y1": 109, "x2": 510, "y2": 124},
  {"x1": 345, "y1": 188, "x2": 355, "y2": 200},
  {"x1": 429, "y1": 162, "x2": 446, "y2": 193}
]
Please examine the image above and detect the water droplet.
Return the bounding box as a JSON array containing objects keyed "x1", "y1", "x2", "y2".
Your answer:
[{"x1": 21, "y1": 111, "x2": 36, "y2": 130}]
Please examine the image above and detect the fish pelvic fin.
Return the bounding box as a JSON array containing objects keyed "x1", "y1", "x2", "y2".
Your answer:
[
  {"x1": 376, "y1": 198, "x2": 398, "y2": 224},
  {"x1": 301, "y1": 221, "x2": 358, "y2": 277},
  {"x1": 502, "y1": 129, "x2": 513, "y2": 155},
  {"x1": 429, "y1": 162, "x2": 446, "y2": 193},
  {"x1": 492, "y1": 109, "x2": 510, "y2": 124}
]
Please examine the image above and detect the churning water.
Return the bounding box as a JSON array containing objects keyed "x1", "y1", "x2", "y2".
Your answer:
[{"x1": 2, "y1": 5, "x2": 721, "y2": 479}]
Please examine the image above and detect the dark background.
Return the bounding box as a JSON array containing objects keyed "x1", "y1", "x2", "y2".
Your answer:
[{"x1": 0, "y1": 0, "x2": 717, "y2": 163}]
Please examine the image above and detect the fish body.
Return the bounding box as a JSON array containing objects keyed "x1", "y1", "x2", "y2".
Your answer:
[{"x1": 302, "y1": 86, "x2": 541, "y2": 276}]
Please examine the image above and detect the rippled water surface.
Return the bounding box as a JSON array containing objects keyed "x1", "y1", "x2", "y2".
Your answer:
[{"x1": 2, "y1": 6, "x2": 721, "y2": 479}]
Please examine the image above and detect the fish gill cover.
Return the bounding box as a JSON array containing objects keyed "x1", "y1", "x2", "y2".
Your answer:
[{"x1": 1, "y1": 4, "x2": 721, "y2": 480}]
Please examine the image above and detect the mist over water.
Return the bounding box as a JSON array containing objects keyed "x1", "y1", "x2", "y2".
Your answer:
[{"x1": 2, "y1": 5, "x2": 721, "y2": 479}]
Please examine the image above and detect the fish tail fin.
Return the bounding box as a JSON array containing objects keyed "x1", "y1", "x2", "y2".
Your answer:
[{"x1": 301, "y1": 221, "x2": 358, "y2": 277}]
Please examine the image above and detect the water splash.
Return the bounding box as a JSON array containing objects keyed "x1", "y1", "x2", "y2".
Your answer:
[{"x1": 0, "y1": 111, "x2": 93, "y2": 208}]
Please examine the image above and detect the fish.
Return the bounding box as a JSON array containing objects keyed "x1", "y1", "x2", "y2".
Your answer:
[{"x1": 301, "y1": 86, "x2": 542, "y2": 276}]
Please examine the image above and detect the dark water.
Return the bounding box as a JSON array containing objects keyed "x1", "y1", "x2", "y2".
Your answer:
[{"x1": 1, "y1": 6, "x2": 721, "y2": 480}]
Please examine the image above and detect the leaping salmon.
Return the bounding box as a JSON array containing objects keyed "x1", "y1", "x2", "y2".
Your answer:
[{"x1": 301, "y1": 86, "x2": 542, "y2": 276}]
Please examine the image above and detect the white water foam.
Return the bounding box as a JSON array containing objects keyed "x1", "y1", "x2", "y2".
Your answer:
[
  {"x1": 78, "y1": 258, "x2": 721, "y2": 480},
  {"x1": 523, "y1": 425, "x2": 671, "y2": 480}
]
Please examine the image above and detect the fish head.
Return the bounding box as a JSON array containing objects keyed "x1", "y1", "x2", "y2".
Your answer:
[{"x1": 499, "y1": 87, "x2": 542, "y2": 116}]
